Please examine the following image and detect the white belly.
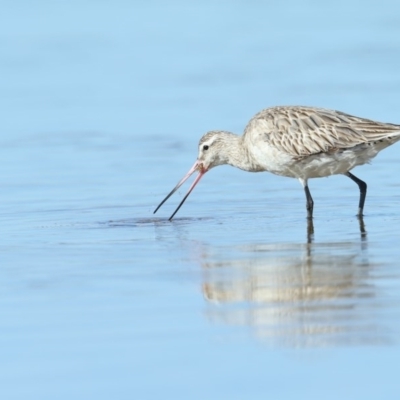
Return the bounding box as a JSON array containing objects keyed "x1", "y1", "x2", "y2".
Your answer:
[
  {"x1": 251, "y1": 143, "x2": 384, "y2": 179},
  {"x1": 282, "y1": 145, "x2": 383, "y2": 179}
]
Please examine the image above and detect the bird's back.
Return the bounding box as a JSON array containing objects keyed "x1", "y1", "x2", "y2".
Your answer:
[{"x1": 243, "y1": 106, "x2": 400, "y2": 158}]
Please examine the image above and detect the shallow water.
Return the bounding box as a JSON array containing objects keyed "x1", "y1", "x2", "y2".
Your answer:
[{"x1": 2, "y1": 1, "x2": 400, "y2": 399}]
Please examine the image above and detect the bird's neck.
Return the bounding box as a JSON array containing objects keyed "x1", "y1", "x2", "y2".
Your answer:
[{"x1": 220, "y1": 132, "x2": 261, "y2": 172}]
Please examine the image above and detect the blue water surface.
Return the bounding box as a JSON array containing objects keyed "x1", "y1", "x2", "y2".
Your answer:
[{"x1": 1, "y1": 1, "x2": 400, "y2": 399}]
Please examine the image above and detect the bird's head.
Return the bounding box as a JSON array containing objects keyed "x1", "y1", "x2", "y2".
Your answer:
[
  {"x1": 153, "y1": 130, "x2": 235, "y2": 220},
  {"x1": 197, "y1": 130, "x2": 233, "y2": 171}
]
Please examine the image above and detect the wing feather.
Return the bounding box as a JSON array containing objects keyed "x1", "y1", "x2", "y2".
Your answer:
[{"x1": 244, "y1": 106, "x2": 400, "y2": 157}]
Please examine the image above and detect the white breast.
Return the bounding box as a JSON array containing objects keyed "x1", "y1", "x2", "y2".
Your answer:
[{"x1": 249, "y1": 141, "x2": 383, "y2": 179}]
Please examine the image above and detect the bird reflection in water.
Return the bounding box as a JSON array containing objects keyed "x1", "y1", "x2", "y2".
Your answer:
[{"x1": 201, "y1": 219, "x2": 387, "y2": 347}]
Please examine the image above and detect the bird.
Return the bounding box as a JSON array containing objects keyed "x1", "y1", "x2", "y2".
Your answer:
[{"x1": 154, "y1": 105, "x2": 400, "y2": 220}]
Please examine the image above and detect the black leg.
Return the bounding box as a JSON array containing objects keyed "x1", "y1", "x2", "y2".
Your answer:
[
  {"x1": 358, "y1": 215, "x2": 367, "y2": 240},
  {"x1": 346, "y1": 172, "x2": 367, "y2": 216},
  {"x1": 307, "y1": 217, "x2": 314, "y2": 243},
  {"x1": 304, "y1": 185, "x2": 314, "y2": 219}
]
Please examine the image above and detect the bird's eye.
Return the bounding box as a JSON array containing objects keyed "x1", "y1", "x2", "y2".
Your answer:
[{"x1": 203, "y1": 145, "x2": 209, "y2": 151}]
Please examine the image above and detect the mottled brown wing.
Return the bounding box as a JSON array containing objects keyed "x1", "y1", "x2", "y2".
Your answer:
[{"x1": 246, "y1": 106, "x2": 400, "y2": 157}]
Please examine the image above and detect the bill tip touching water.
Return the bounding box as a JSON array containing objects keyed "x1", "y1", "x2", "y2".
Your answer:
[{"x1": 154, "y1": 105, "x2": 400, "y2": 220}]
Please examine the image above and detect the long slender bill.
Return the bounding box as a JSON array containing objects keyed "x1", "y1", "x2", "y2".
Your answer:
[
  {"x1": 153, "y1": 160, "x2": 204, "y2": 217},
  {"x1": 168, "y1": 170, "x2": 205, "y2": 220}
]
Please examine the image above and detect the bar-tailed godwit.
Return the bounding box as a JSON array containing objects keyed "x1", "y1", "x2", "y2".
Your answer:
[{"x1": 154, "y1": 106, "x2": 400, "y2": 220}]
